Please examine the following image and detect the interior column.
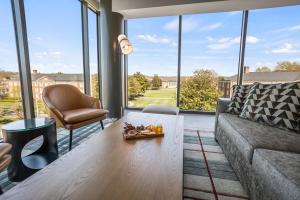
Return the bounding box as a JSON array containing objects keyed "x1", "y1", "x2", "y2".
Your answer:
[{"x1": 100, "y1": 0, "x2": 124, "y2": 118}]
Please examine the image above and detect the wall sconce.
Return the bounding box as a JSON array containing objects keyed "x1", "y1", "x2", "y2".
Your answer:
[{"x1": 118, "y1": 34, "x2": 133, "y2": 55}]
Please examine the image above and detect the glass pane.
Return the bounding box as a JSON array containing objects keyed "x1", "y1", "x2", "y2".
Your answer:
[
  {"x1": 89, "y1": 10, "x2": 99, "y2": 98},
  {"x1": 25, "y1": 0, "x2": 84, "y2": 117},
  {"x1": 244, "y1": 6, "x2": 300, "y2": 83},
  {"x1": 127, "y1": 16, "x2": 178, "y2": 108},
  {"x1": 0, "y1": 0, "x2": 24, "y2": 132},
  {"x1": 181, "y1": 12, "x2": 242, "y2": 111}
]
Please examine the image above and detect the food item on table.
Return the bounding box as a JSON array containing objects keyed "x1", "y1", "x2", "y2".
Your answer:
[
  {"x1": 124, "y1": 122, "x2": 135, "y2": 133},
  {"x1": 124, "y1": 122, "x2": 163, "y2": 136},
  {"x1": 140, "y1": 130, "x2": 150, "y2": 135},
  {"x1": 127, "y1": 130, "x2": 138, "y2": 136},
  {"x1": 156, "y1": 124, "x2": 163, "y2": 134},
  {"x1": 145, "y1": 125, "x2": 157, "y2": 132},
  {"x1": 136, "y1": 125, "x2": 145, "y2": 131}
]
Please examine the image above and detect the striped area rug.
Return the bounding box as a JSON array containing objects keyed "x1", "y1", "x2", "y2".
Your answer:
[{"x1": 184, "y1": 129, "x2": 249, "y2": 200}]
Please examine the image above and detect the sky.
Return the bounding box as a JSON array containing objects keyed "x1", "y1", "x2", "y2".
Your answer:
[{"x1": 0, "y1": 0, "x2": 300, "y2": 77}]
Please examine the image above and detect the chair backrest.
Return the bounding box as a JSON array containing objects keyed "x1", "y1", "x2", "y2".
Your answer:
[{"x1": 42, "y1": 84, "x2": 84, "y2": 112}]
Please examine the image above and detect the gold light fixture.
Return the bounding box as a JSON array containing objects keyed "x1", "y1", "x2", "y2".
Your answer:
[{"x1": 118, "y1": 34, "x2": 133, "y2": 55}]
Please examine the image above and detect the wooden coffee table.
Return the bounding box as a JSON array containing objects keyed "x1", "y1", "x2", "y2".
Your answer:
[{"x1": 1, "y1": 112, "x2": 184, "y2": 200}]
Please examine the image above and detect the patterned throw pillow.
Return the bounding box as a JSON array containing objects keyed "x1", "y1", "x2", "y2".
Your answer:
[
  {"x1": 240, "y1": 82, "x2": 300, "y2": 133},
  {"x1": 226, "y1": 84, "x2": 255, "y2": 115}
]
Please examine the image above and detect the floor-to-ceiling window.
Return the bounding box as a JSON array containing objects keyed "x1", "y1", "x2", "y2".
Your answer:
[
  {"x1": 244, "y1": 6, "x2": 300, "y2": 84},
  {"x1": 25, "y1": 0, "x2": 84, "y2": 117},
  {"x1": 127, "y1": 16, "x2": 179, "y2": 108},
  {"x1": 0, "y1": 0, "x2": 24, "y2": 130},
  {"x1": 88, "y1": 9, "x2": 99, "y2": 98},
  {"x1": 180, "y1": 12, "x2": 243, "y2": 111}
]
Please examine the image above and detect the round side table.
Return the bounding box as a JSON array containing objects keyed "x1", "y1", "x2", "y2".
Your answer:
[{"x1": 1, "y1": 117, "x2": 58, "y2": 182}]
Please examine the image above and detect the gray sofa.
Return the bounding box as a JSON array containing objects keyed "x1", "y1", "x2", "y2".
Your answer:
[{"x1": 215, "y1": 98, "x2": 300, "y2": 200}]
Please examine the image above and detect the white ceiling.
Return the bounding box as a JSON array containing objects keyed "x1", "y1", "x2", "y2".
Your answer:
[{"x1": 89, "y1": 0, "x2": 300, "y2": 19}]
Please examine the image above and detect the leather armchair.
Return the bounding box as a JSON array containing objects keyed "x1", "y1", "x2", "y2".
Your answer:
[
  {"x1": 42, "y1": 84, "x2": 108, "y2": 150},
  {"x1": 0, "y1": 142, "x2": 12, "y2": 194}
]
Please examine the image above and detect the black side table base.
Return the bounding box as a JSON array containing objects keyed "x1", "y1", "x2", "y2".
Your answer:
[{"x1": 2, "y1": 118, "x2": 58, "y2": 182}]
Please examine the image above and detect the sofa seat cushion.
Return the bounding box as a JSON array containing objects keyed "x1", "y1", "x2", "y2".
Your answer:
[
  {"x1": 252, "y1": 149, "x2": 300, "y2": 200},
  {"x1": 142, "y1": 105, "x2": 179, "y2": 115},
  {"x1": 62, "y1": 108, "x2": 108, "y2": 124},
  {"x1": 218, "y1": 113, "x2": 300, "y2": 163}
]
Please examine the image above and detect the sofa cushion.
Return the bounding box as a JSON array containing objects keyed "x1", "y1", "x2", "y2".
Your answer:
[
  {"x1": 252, "y1": 149, "x2": 300, "y2": 200},
  {"x1": 240, "y1": 82, "x2": 300, "y2": 133},
  {"x1": 226, "y1": 84, "x2": 254, "y2": 115},
  {"x1": 218, "y1": 113, "x2": 300, "y2": 163},
  {"x1": 62, "y1": 108, "x2": 108, "y2": 124},
  {"x1": 142, "y1": 105, "x2": 179, "y2": 115}
]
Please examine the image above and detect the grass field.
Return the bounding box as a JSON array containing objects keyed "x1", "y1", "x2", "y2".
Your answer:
[
  {"x1": 129, "y1": 88, "x2": 176, "y2": 107},
  {"x1": 0, "y1": 99, "x2": 47, "y2": 126}
]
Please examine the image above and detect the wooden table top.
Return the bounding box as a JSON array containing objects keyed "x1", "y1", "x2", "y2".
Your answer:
[{"x1": 1, "y1": 112, "x2": 184, "y2": 200}]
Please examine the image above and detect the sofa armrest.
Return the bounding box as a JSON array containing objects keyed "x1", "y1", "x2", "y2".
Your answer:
[
  {"x1": 214, "y1": 98, "x2": 231, "y2": 138},
  {"x1": 217, "y1": 98, "x2": 231, "y2": 114}
]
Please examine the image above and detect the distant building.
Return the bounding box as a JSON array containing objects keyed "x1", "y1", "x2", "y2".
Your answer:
[
  {"x1": 160, "y1": 77, "x2": 177, "y2": 88},
  {"x1": 7, "y1": 70, "x2": 84, "y2": 99},
  {"x1": 5, "y1": 68, "x2": 300, "y2": 99},
  {"x1": 219, "y1": 66, "x2": 300, "y2": 97}
]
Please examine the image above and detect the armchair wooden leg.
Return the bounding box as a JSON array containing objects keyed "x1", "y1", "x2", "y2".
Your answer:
[
  {"x1": 69, "y1": 129, "x2": 73, "y2": 151},
  {"x1": 100, "y1": 120, "x2": 104, "y2": 130}
]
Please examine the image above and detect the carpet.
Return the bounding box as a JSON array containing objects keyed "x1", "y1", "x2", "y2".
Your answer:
[{"x1": 184, "y1": 129, "x2": 249, "y2": 200}]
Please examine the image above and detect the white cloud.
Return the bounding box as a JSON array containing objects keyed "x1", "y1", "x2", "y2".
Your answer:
[
  {"x1": 164, "y1": 18, "x2": 178, "y2": 30},
  {"x1": 137, "y1": 34, "x2": 176, "y2": 46},
  {"x1": 290, "y1": 24, "x2": 300, "y2": 31},
  {"x1": 275, "y1": 24, "x2": 300, "y2": 32},
  {"x1": 271, "y1": 43, "x2": 299, "y2": 54},
  {"x1": 35, "y1": 37, "x2": 43, "y2": 41},
  {"x1": 189, "y1": 55, "x2": 217, "y2": 60},
  {"x1": 182, "y1": 17, "x2": 199, "y2": 32},
  {"x1": 207, "y1": 35, "x2": 259, "y2": 50},
  {"x1": 255, "y1": 62, "x2": 275, "y2": 67},
  {"x1": 200, "y1": 23, "x2": 222, "y2": 32},
  {"x1": 246, "y1": 36, "x2": 259, "y2": 44},
  {"x1": 227, "y1": 11, "x2": 241, "y2": 16},
  {"x1": 164, "y1": 18, "x2": 222, "y2": 33},
  {"x1": 35, "y1": 51, "x2": 62, "y2": 58}
]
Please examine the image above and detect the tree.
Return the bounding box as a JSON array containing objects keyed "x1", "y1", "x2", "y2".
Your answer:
[
  {"x1": 0, "y1": 70, "x2": 16, "y2": 99},
  {"x1": 91, "y1": 74, "x2": 99, "y2": 98},
  {"x1": 274, "y1": 61, "x2": 300, "y2": 72},
  {"x1": 13, "y1": 100, "x2": 24, "y2": 119},
  {"x1": 151, "y1": 74, "x2": 162, "y2": 90},
  {"x1": 128, "y1": 76, "x2": 142, "y2": 99},
  {"x1": 256, "y1": 66, "x2": 272, "y2": 72},
  {"x1": 180, "y1": 69, "x2": 221, "y2": 111},
  {"x1": 132, "y1": 72, "x2": 150, "y2": 94}
]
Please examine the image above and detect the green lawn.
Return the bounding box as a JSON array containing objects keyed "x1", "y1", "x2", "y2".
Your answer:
[
  {"x1": 0, "y1": 99, "x2": 48, "y2": 126},
  {"x1": 129, "y1": 88, "x2": 176, "y2": 107}
]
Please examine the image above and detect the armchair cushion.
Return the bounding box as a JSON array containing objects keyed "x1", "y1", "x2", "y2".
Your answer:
[
  {"x1": 62, "y1": 108, "x2": 108, "y2": 124},
  {"x1": 0, "y1": 143, "x2": 12, "y2": 160},
  {"x1": 0, "y1": 154, "x2": 11, "y2": 171}
]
